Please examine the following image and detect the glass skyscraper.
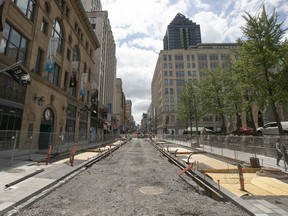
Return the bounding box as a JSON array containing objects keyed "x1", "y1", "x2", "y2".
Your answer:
[{"x1": 163, "y1": 13, "x2": 202, "y2": 50}]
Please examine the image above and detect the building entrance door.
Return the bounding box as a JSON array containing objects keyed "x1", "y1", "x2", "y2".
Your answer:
[{"x1": 39, "y1": 108, "x2": 54, "y2": 150}]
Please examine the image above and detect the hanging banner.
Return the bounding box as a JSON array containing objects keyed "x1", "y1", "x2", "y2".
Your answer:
[
  {"x1": 70, "y1": 61, "x2": 78, "y2": 87},
  {"x1": 80, "y1": 73, "x2": 88, "y2": 96},
  {"x1": 45, "y1": 37, "x2": 59, "y2": 73}
]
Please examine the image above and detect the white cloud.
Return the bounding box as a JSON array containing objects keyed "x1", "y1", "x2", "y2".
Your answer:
[
  {"x1": 101, "y1": 0, "x2": 288, "y2": 125},
  {"x1": 193, "y1": 11, "x2": 228, "y2": 43}
]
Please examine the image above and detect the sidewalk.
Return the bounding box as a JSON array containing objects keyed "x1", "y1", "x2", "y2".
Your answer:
[
  {"x1": 165, "y1": 138, "x2": 288, "y2": 173},
  {"x1": 0, "y1": 140, "x2": 124, "y2": 216}
]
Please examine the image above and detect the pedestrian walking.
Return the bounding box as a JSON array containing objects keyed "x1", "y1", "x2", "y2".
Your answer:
[{"x1": 276, "y1": 138, "x2": 288, "y2": 166}]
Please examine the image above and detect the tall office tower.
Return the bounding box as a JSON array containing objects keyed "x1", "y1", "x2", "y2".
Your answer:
[
  {"x1": 82, "y1": 0, "x2": 117, "y2": 136},
  {"x1": 163, "y1": 13, "x2": 202, "y2": 50}
]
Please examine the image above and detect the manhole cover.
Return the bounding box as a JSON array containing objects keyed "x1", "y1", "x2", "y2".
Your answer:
[{"x1": 139, "y1": 186, "x2": 164, "y2": 195}]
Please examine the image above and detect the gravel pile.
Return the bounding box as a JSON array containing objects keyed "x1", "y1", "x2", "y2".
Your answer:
[{"x1": 18, "y1": 139, "x2": 250, "y2": 216}]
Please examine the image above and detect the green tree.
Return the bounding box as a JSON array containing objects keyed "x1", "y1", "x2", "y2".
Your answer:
[
  {"x1": 198, "y1": 67, "x2": 241, "y2": 134},
  {"x1": 177, "y1": 79, "x2": 204, "y2": 141},
  {"x1": 235, "y1": 6, "x2": 288, "y2": 135}
]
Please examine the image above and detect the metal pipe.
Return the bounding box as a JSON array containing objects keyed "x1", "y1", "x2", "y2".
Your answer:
[{"x1": 5, "y1": 168, "x2": 45, "y2": 189}]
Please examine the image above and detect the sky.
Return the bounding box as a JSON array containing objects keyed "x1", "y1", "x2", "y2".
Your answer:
[{"x1": 100, "y1": 0, "x2": 288, "y2": 125}]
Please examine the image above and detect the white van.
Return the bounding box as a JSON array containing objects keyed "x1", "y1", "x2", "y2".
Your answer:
[{"x1": 256, "y1": 121, "x2": 288, "y2": 136}]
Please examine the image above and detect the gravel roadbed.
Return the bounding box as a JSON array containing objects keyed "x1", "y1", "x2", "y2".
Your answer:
[{"x1": 18, "y1": 139, "x2": 250, "y2": 216}]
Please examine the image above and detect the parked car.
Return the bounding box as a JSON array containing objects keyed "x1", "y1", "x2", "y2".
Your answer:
[
  {"x1": 256, "y1": 121, "x2": 288, "y2": 136},
  {"x1": 231, "y1": 127, "x2": 255, "y2": 136}
]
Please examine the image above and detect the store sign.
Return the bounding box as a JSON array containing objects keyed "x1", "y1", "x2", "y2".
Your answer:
[{"x1": 6, "y1": 64, "x2": 30, "y2": 86}]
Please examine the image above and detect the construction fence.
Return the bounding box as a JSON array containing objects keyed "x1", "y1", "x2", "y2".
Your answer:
[
  {"x1": 0, "y1": 130, "x2": 122, "y2": 167},
  {"x1": 163, "y1": 134, "x2": 288, "y2": 160}
]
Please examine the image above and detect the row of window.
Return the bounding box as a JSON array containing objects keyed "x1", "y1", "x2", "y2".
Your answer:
[
  {"x1": 163, "y1": 115, "x2": 221, "y2": 124},
  {"x1": 164, "y1": 88, "x2": 183, "y2": 95},
  {"x1": 163, "y1": 61, "x2": 227, "y2": 70},
  {"x1": 164, "y1": 70, "x2": 204, "y2": 78},
  {"x1": 163, "y1": 54, "x2": 230, "y2": 62},
  {"x1": 1, "y1": 18, "x2": 93, "y2": 101}
]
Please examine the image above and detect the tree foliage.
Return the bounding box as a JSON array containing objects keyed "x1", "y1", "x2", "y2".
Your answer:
[{"x1": 234, "y1": 5, "x2": 288, "y2": 134}]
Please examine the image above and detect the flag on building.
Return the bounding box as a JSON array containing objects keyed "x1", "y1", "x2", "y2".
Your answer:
[{"x1": 45, "y1": 37, "x2": 58, "y2": 73}]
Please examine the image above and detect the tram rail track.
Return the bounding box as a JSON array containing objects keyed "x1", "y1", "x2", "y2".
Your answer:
[
  {"x1": 150, "y1": 140, "x2": 257, "y2": 216},
  {"x1": 3, "y1": 139, "x2": 127, "y2": 216}
]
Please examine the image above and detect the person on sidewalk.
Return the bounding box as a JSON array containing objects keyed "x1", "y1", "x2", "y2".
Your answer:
[{"x1": 276, "y1": 138, "x2": 288, "y2": 166}]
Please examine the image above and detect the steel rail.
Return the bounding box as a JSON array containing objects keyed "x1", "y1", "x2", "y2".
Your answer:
[
  {"x1": 150, "y1": 140, "x2": 256, "y2": 216},
  {"x1": 151, "y1": 141, "x2": 224, "y2": 201},
  {"x1": 3, "y1": 140, "x2": 128, "y2": 216}
]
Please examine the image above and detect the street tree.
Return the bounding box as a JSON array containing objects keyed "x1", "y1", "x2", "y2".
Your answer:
[
  {"x1": 177, "y1": 79, "x2": 204, "y2": 144},
  {"x1": 235, "y1": 6, "x2": 288, "y2": 135},
  {"x1": 198, "y1": 67, "x2": 241, "y2": 134}
]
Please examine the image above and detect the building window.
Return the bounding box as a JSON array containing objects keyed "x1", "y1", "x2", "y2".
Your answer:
[
  {"x1": 41, "y1": 19, "x2": 49, "y2": 35},
  {"x1": 209, "y1": 54, "x2": 219, "y2": 61},
  {"x1": 191, "y1": 55, "x2": 195, "y2": 61},
  {"x1": 35, "y1": 47, "x2": 44, "y2": 75},
  {"x1": 165, "y1": 105, "x2": 169, "y2": 112},
  {"x1": 170, "y1": 105, "x2": 174, "y2": 111},
  {"x1": 164, "y1": 88, "x2": 168, "y2": 94},
  {"x1": 169, "y1": 71, "x2": 173, "y2": 76},
  {"x1": 88, "y1": 68, "x2": 91, "y2": 82},
  {"x1": 44, "y1": 2, "x2": 50, "y2": 13},
  {"x1": 0, "y1": 105, "x2": 23, "y2": 149},
  {"x1": 63, "y1": 71, "x2": 69, "y2": 91},
  {"x1": 170, "y1": 88, "x2": 174, "y2": 95},
  {"x1": 170, "y1": 96, "x2": 174, "y2": 102},
  {"x1": 175, "y1": 55, "x2": 183, "y2": 60},
  {"x1": 171, "y1": 115, "x2": 175, "y2": 123},
  {"x1": 0, "y1": 23, "x2": 28, "y2": 65},
  {"x1": 169, "y1": 79, "x2": 173, "y2": 85},
  {"x1": 13, "y1": 0, "x2": 36, "y2": 21},
  {"x1": 164, "y1": 71, "x2": 168, "y2": 76},
  {"x1": 210, "y1": 62, "x2": 219, "y2": 68},
  {"x1": 163, "y1": 55, "x2": 167, "y2": 61},
  {"x1": 66, "y1": 48, "x2": 71, "y2": 61},
  {"x1": 52, "y1": 19, "x2": 64, "y2": 54},
  {"x1": 165, "y1": 97, "x2": 169, "y2": 102},
  {"x1": 164, "y1": 79, "x2": 168, "y2": 86},
  {"x1": 198, "y1": 54, "x2": 207, "y2": 61},
  {"x1": 192, "y1": 71, "x2": 197, "y2": 77}
]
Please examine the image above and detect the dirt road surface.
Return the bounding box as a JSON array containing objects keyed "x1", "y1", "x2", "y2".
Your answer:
[{"x1": 18, "y1": 139, "x2": 249, "y2": 216}]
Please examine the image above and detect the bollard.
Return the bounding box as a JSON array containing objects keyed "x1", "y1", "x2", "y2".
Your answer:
[
  {"x1": 46, "y1": 144, "x2": 53, "y2": 165},
  {"x1": 237, "y1": 164, "x2": 245, "y2": 191}
]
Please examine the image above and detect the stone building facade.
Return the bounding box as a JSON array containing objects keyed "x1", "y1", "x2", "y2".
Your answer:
[
  {"x1": 0, "y1": 0, "x2": 100, "y2": 151},
  {"x1": 151, "y1": 43, "x2": 237, "y2": 135}
]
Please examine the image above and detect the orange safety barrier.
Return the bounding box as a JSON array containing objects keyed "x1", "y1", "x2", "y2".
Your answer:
[
  {"x1": 70, "y1": 143, "x2": 77, "y2": 166},
  {"x1": 237, "y1": 164, "x2": 245, "y2": 191},
  {"x1": 46, "y1": 144, "x2": 53, "y2": 165},
  {"x1": 178, "y1": 163, "x2": 193, "y2": 176}
]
